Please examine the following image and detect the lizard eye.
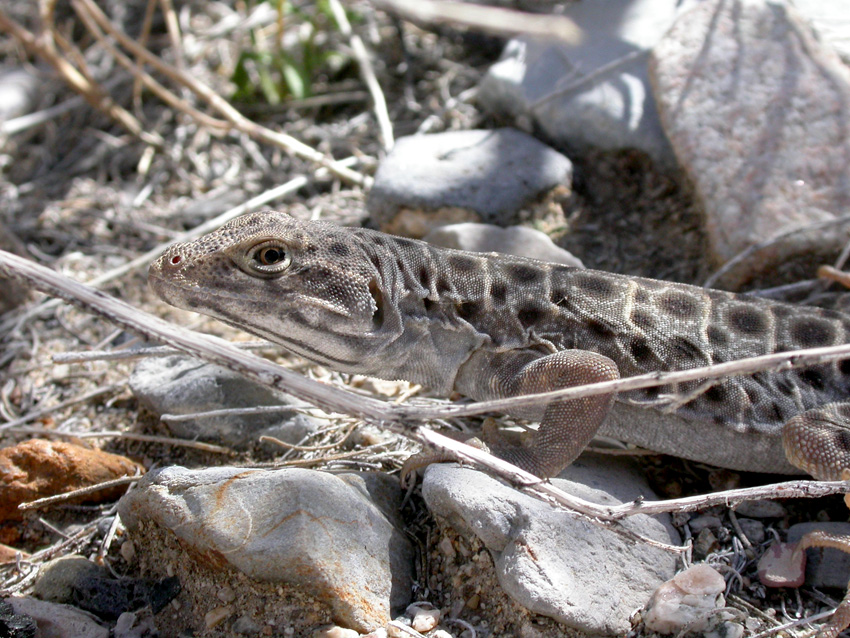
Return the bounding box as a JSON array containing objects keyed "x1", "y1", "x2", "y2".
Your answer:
[{"x1": 246, "y1": 241, "x2": 292, "y2": 275}]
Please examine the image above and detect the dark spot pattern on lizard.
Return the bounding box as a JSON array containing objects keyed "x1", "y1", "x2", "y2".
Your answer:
[
  {"x1": 728, "y1": 305, "x2": 769, "y2": 335},
  {"x1": 790, "y1": 318, "x2": 837, "y2": 347}
]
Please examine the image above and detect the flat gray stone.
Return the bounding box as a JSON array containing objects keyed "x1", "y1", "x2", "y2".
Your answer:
[
  {"x1": 130, "y1": 355, "x2": 319, "y2": 449},
  {"x1": 787, "y1": 522, "x2": 850, "y2": 590},
  {"x1": 366, "y1": 129, "x2": 572, "y2": 236},
  {"x1": 424, "y1": 223, "x2": 584, "y2": 267},
  {"x1": 479, "y1": 0, "x2": 691, "y2": 168},
  {"x1": 651, "y1": 0, "x2": 850, "y2": 287},
  {"x1": 118, "y1": 466, "x2": 414, "y2": 632},
  {"x1": 422, "y1": 453, "x2": 679, "y2": 635}
]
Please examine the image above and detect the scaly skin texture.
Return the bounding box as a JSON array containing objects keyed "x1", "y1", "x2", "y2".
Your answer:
[{"x1": 149, "y1": 211, "x2": 850, "y2": 479}]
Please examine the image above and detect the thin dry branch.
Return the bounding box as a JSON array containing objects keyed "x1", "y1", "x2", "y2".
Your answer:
[
  {"x1": 72, "y1": 0, "x2": 371, "y2": 188},
  {"x1": 0, "y1": 7, "x2": 163, "y2": 146},
  {"x1": 371, "y1": 0, "x2": 583, "y2": 43},
  {"x1": 75, "y1": 4, "x2": 232, "y2": 132},
  {"x1": 328, "y1": 0, "x2": 394, "y2": 150},
  {"x1": 18, "y1": 474, "x2": 140, "y2": 511}
]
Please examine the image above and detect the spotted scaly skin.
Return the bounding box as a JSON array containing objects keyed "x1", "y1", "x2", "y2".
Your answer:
[{"x1": 149, "y1": 211, "x2": 850, "y2": 479}]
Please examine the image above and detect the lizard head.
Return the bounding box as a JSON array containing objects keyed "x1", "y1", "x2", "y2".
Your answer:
[{"x1": 148, "y1": 211, "x2": 399, "y2": 369}]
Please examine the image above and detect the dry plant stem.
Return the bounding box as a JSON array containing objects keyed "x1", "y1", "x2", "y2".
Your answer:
[
  {"x1": 7, "y1": 426, "x2": 234, "y2": 454},
  {"x1": 819, "y1": 265, "x2": 850, "y2": 289},
  {"x1": 749, "y1": 609, "x2": 836, "y2": 638},
  {"x1": 163, "y1": 404, "x2": 316, "y2": 422},
  {"x1": 18, "y1": 474, "x2": 140, "y2": 511},
  {"x1": 54, "y1": 341, "x2": 273, "y2": 363},
  {"x1": 159, "y1": 0, "x2": 184, "y2": 70},
  {"x1": 1, "y1": 250, "x2": 849, "y2": 530},
  {"x1": 533, "y1": 50, "x2": 646, "y2": 110},
  {"x1": 0, "y1": 6, "x2": 163, "y2": 147},
  {"x1": 72, "y1": 0, "x2": 370, "y2": 188},
  {"x1": 76, "y1": 3, "x2": 230, "y2": 131},
  {"x1": 134, "y1": 0, "x2": 159, "y2": 110},
  {"x1": 371, "y1": 0, "x2": 582, "y2": 43},
  {"x1": 419, "y1": 427, "x2": 850, "y2": 520},
  {"x1": 259, "y1": 419, "x2": 359, "y2": 452},
  {"x1": 0, "y1": 383, "x2": 123, "y2": 431},
  {"x1": 327, "y1": 0, "x2": 394, "y2": 150}
]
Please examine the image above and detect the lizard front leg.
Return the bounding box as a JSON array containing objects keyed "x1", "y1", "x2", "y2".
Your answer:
[{"x1": 454, "y1": 348, "x2": 620, "y2": 478}]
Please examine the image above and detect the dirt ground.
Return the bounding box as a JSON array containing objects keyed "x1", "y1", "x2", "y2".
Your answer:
[{"x1": 1, "y1": 1, "x2": 849, "y2": 636}]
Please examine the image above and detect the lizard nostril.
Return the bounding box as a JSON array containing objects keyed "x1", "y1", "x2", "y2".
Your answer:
[{"x1": 170, "y1": 255, "x2": 182, "y2": 266}]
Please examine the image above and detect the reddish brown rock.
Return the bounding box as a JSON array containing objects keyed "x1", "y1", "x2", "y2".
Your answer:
[{"x1": 0, "y1": 439, "x2": 143, "y2": 522}]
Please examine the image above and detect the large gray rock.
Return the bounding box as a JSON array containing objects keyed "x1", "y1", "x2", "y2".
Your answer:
[
  {"x1": 118, "y1": 466, "x2": 414, "y2": 632},
  {"x1": 651, "y1": 0, "x2": 850, "y2": 287},
  {"x1": 367, "y1": 128, "x2": 572, "y2": 237},
  {"x1": 479, "y1": 0, "x2": 692, "y2": 168},
  {"x1": 422, "y1": 454, "x2": 679, "y2": 635}
]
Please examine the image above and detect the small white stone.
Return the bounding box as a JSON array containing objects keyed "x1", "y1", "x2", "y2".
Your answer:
[
  {"x1": 411, "y1": 608, "x2": 440, "y2": 632},
  {"x1": 204, "y1": 605, "x2": 234, "y2": 629},
  {"x1": 217, "y1": 586, "x2": 236, "y2": 603},
  {"x1": 119, "y1": 540, "x2": 135, "y2": 564},
  {"x1": 438, "y1": 536, "x2": 456, "y2": 560},
  {"x1": 312, "y1": 626, "x2": 359, "y2": 638},
  {"x1": 644, "y1": 564, "x2": 726, "y2": 633}
]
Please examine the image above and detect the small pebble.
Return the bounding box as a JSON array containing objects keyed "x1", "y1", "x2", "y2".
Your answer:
[
  {"x1": 312, "y1": 626, "x2": 359, "y2": 638},
  {"x1": 120, "y1": 539, "x2": 135, "y2": 564},
  {"x1": 361, "y1": 629, "x2": 388, "y2": 638},
  {"x1": 439, "y1": 536, "x2": 456, "y2": 560},
  {"x1": 688, "y1": 515, "x2": 722, "y2": 533},
  {"x1": 758, "y1": 541, "x2": 806, "y2": 588},
  {"x1": 735, "y1": 518, "x2": 765, "y2": 545},
  {"x1": 386, "y1": 624, "x2": 407, "y2": 638},
  {"x1": 204, "y1": 605, "x2": 234, "y2": 629},
  {"x1": 644, "y1": 564, "x2": 726, "y2": 633},
  {"x1": 233, "y1": 615, "x2": 262, "y2": 635},
  {"x1": 217, "y1": 586, "x2": 236, "y2": 604},
  {"x1": 693, "y1": 528, "x2": 719, "y2": 559},
  {"x1": 735, "y1": 500, "x2": 786, "y2": 519},
  {"x1": 411, "y1": 608, "x2": 440, "y2": 632}
]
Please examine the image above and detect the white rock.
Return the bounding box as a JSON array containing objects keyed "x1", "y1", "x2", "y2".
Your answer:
[{"x1": 644, "y1": 564, "x2": 726, "y2": 633}]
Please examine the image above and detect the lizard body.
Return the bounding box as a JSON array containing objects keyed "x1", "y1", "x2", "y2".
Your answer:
[{"x1": 149, "y1": 211, "x2": 850, "y2": 479}]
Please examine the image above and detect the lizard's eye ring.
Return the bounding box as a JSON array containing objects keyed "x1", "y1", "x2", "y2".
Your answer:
[{"x1": 246, "y1": 241, "x2": 292, "y2": 275}]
